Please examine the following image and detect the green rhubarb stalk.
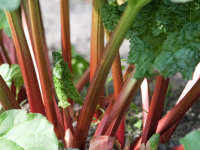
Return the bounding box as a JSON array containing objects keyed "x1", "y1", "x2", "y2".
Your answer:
[
  {"x1": 105, "y1": 29, "x2": 125, "y2": 147},
  {"x1": 28, "y1": 0, "x2": 60, "y2": 137},
  {"x1": 73, "y1": 1, "x2": 151, "y2": 149},
  {"x1": 5, "y1": 10, "x2": 46, "y2": 116},
  {"x1": 90, "y1": 0, "x2": 106, "y2": 121}
]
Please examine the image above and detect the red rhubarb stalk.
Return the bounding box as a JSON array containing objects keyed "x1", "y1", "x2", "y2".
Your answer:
[
  {"x1": 5, "y1": 10, "x2": 46, "y2": 116},
  {"x1": 73, "y1": 1, "x2": 151, "y2": 149},
  {"x1": 0, "y1": 48, "x2": 4, "y2": 64},
  {"x1": 94, "y1": 97, "x2": 115, "y2": 137},
  {"x1": 105, "y1": 28, "x2": 125, "y2": 147},
  {"x1": 28, "y1": 0, "x2": 59, "y2": 137},
  {"x1": 141, "y1": 76, "x2": 169, "y2": 145},
  {"x1": 90, "y1": 0, "x2": 106, "y2": 120},
  {"x1": 156, "y1": 78, "x2": 200, "y2": 135},
  {"x1": 102, "y1": 71, "x2": 143, "y2": 137},
  {"x1": 160, "y1": 63, "x2": 200, "y2": 143},
  {"x1": 60, "y1": 0, "x2": 74, "y2": 122}
]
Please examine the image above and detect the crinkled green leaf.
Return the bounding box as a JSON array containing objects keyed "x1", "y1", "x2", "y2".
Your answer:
[
  {"x1": 101, "y1": 1, "x2": 200, "y2": 80},
  {"x1": 0, "y1": 109, "x2": 59, "y2": 150},
  {"x1": 0, "y1": 0, "x2": 21, "y2": 11},
  {"x1": 180, "y1": 130, "x2": 200, "y2": 150},
  {"x1": 0, "y1": 63, "x2": 24, "y2": 88},
  {"x1": 52, "y1": 52, "x2": 83, "y2": 108},
  {"x1": 128, "y1": 35, "x2": 157, "y2": 78},
  {"x1": 149, "y1": 133, "x2": 160, "y2": 150},
  {"x1": 100, "y1": 2, "x2": 127, "y2": 32},
  {"x1": 154, "y1": 23, "x2": 200, "y2": 80}
]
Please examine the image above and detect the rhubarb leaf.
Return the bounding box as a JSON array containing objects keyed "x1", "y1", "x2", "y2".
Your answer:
[
  {"x1": 0, "y1": 63, "x2": 24, "y2": 96},
  {"x1": 101, "y1": 1, "x2": 200, "y2": 80},
  {"x1": 0, "y1": 109, "x2": 59, "y2": 150},
  {"x1": 180, "y1": 130, "x2": 200, "y2": 150},
  {"x1": 52, "y1": 52, "x2": 83, "y2": 108},
  {"x1": 149, "y1": 133, "x2": 160, "y2": 150},
  {"x1": 154, "y1": 23, "x2": 200, "y2": 80},
  {"x1": 100, "y1": 2, "x2": 127, "y2": 32},
  {"x1": 0, "y1": 0, "x2": 21, "y2": 11}
]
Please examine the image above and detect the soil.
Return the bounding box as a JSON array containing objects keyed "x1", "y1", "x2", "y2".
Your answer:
[{"x1": 37, "y1": 0, "x2": 200, "y2": 149}]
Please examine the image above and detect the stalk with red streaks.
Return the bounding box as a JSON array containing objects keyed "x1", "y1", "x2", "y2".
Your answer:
[
  {"x1": 60, "y1": 0, "x2": 74, "y2": 122},
  {"x1": 90, "y1": 0, "x2": 106, "y2": 120},
  {"x1": 73, "y1": 1, "x2": 151, "y2": 149},
  {"x1": 105, "y1": 29, "x2": 125, "y2": 147},
  {"x1": 5, "y1": 10, "x2": 46, "y2": 116},
  {"x1": 102, "y1": 71, "x2": 143, "y2": 137},
  {"x1": 160, "y1": 63, "x2": 200, "y2": 143},
  {"x1": 141, "y1": 76, "x2": 169, "y2": 146},
  {"x1": 28, "y1": 0, "x2": 59, "y2": 137}
]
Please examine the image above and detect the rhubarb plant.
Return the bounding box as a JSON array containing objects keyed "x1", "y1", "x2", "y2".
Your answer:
[{"x1": 1, "y1": 0, "x2": 200, "y2": 150}]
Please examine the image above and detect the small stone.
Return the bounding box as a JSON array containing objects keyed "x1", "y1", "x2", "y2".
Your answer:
[{"x1": 157, "y1": 144, "x2": 167, "y2": 150}]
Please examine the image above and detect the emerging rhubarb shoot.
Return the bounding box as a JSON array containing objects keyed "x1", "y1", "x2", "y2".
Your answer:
[{"x1": 53, "y1": 51, "x2": 83, "y2": 107}]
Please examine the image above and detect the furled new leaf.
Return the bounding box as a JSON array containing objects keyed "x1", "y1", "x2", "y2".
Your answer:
[
  {"x1": 0, "y1": 109, "x2": 59, "y2": 150},
  {"x1": 52, "y1": 52, "x2": 83, "y2": 108},
  {"x1": 149, "y1": 133, "x2": 160, "y2": 150},
  {"x1": 101, "y1": 0, "x2": 200, "y2": 80}
]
